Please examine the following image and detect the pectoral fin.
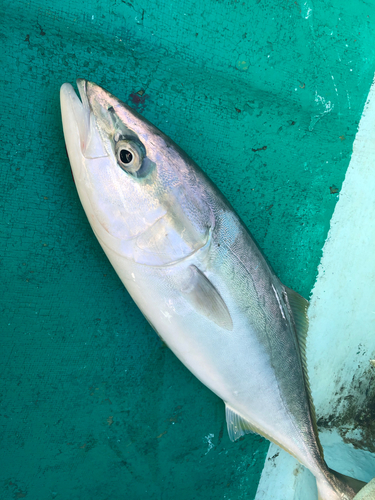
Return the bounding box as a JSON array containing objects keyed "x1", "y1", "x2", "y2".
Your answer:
[{"x1": 181, "y1": 266, "x2": 233, "y2": 331}]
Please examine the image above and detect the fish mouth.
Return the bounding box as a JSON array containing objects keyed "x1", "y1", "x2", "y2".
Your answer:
[
  {"x1": 60, "y1": 79, "x2": 108, "y2": 160},
  {"x1": 76, "y1": 78, "x2": 90, "y2": 108}
]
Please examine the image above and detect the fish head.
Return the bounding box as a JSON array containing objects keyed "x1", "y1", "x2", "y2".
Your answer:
[{"x1": 60, "y1": 80, "x2": 213, "y2": 265}]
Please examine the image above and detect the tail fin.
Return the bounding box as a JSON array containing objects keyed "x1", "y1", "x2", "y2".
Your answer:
[
  {"x1": 351, "y1": 477, "x2": 375, "y2": 500},
  {"x1": 329, "y1": 468, "x2": 367, "y2": 495},
  {"x1": 317, "y1": 469, "x2": 366, "y2": 500}
]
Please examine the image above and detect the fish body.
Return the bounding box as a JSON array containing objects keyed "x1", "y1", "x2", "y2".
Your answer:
[{"x1": 60, "y1": 80, "x2": 357, "y2": 500}]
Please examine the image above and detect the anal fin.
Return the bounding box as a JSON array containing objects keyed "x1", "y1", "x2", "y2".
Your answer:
[
  {"x1": 225, "y1": 404, "x2": 256, "y2": 442},
  {"x1": 225, "y1": 404, "x2": 297, "y2": 458}
]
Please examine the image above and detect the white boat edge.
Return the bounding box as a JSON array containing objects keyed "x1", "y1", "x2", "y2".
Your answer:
[{"x1": 255, "y1": 74, "x2": 375, "y2": 499}]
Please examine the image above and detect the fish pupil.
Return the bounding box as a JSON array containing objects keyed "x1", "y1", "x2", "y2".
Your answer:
[{"x1": 120, "y1": 149, "x2": 133, "y2": 164}]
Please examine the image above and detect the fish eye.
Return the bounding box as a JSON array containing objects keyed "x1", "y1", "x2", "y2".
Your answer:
[
  {"x1": 120, "y1": 149, "x2": 133, "y2": 164},
  {"x1": 115, "y1": 139, "x2": 143, "y2": 174}
]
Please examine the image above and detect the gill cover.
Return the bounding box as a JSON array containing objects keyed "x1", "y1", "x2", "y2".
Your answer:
[{"x1": 60, "y1": 80, "x2": 214, "y2": 266}]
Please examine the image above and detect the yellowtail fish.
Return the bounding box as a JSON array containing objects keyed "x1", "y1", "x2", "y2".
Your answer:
[{"x1": 60, "y1": 80, "x2": 365, "y2": 500}]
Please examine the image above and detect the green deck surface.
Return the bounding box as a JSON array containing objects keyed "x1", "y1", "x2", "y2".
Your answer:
[{"x1": 1, "y1": 0, "x2": 375, "y2": 498}]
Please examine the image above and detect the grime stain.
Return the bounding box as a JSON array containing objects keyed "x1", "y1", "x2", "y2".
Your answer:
[
  {"x1": 317, "y1": 367, "x2": 375, "y2": 453},
  {"x1": 293, "y1": 465, "x2": 301, "y2": 476},
  {"x1": 4, "y1": 480, "x2": 28, "y2": 499},
  {"x1": 267, "y1": 451, "x2": 280, "y2": 468},
  {"x1": 79, "y1": 435, "x2": 98, "y2": 452},
  {"x1": 217, "y1": 420, "x2": 225, "y2": 446}
]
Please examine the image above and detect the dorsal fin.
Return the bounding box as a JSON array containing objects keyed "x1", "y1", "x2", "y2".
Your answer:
[
  {"x1": 284, "y1": 286, "x2": 324, "y2": 459},
  {"x1": 181, "y1": 266, "x2": 233, "y2": 331}
]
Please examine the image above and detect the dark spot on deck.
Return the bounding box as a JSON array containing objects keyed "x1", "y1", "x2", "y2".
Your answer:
[
  {"x1": 129, "y1": 90, "x2": 150, "y2": 112},
  {"x1": 217, "y1": 420, "x2": 224, "y2": 445},
  {"x1": 268, "y1": 451, "x2": 279, "y2": 461},
  {"x1": 36, "y1": 22, "x2": 46, "y2": 36},
  {"x1": 268, "y1": 451, "x2": 280, "y2": 467}
]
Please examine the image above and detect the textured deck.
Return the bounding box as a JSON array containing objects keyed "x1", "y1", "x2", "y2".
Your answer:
[{"x1": 1, "y1": 1, "x2": 375, "y2": 498}]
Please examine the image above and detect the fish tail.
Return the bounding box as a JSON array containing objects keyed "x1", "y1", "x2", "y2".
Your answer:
[{"x1": 316, "y1": 468, "x2": 366, "y2": 500}]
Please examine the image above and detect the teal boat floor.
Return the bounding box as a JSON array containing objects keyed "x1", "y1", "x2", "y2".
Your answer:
[{"x1": 1, "y1": 0, "x2": 375, "y2": 498}]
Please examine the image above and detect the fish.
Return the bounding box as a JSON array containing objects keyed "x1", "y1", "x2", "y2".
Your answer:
[{"x1": 60, "y1": 79, "x2": 364, "y2": 500}]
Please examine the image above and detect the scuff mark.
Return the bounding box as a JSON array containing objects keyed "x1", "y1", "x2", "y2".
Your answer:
[
  {"x1": 309, "y1": 92, "x2": 334, "y2": 131},
  {"x1": 204, "y1": 433, "x2": 215, "y2": 455},
  {"x1": 301, "y1": 1, "x2": 313, "y2": 20}
]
